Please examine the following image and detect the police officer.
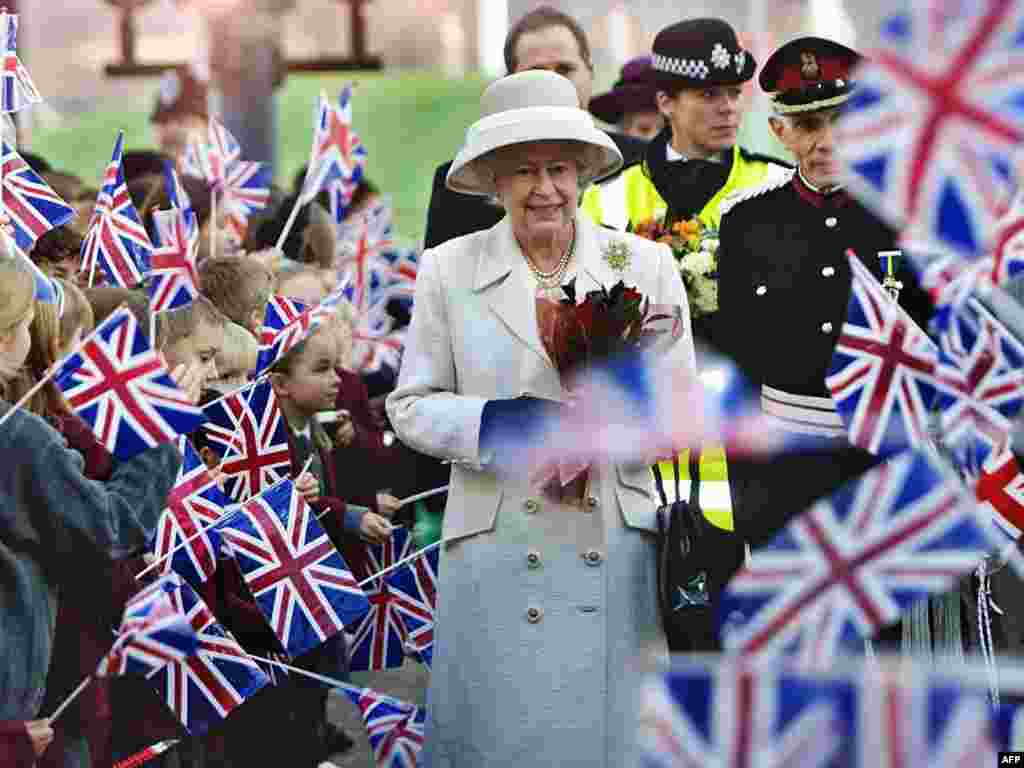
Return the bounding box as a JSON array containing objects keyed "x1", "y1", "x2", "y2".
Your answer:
[
  {"x1": 717, "y1": 37, "x2": 932, "y2": 548},
  {"x1": 583, "y1": 18, "x2": 791, "y2": 237}
]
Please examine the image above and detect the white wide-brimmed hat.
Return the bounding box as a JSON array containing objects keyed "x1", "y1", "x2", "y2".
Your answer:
[{"x1": 446, "y1": 70, "x2": 623, "y2": 196}]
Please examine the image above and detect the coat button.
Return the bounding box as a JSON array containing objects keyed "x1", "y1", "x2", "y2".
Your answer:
[
  {"x1": 825, "y1": 216, "x2": 838, "y2": 228},
  {"x1": 524, "y1": 499, "x2": 539, "y2": 514},
  {"x1": 526, "y1": 606, "x2": 543, "y2": 623},
  {"x1": 585, "y1": 496, "x2": 599, "y2": 511},
  {"x1": 821, "y1": 322, "x2": 834, "y2": 333},
  {"x1": 821, "y1": 266, "x2": 836, "y2": 277},
  {"x1": 583, "y1": 549, "x2": 603, "y2": 566},
  {"x1": 755, "y1": 285, "x2": 767, "y2": 296},
  {"x1": 526, "y1": 550, "x2": 542, "y2": 569}
]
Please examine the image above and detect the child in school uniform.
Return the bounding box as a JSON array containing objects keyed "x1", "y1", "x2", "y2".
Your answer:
[{"x1": 0, "y1": 255, "x2": 180, "y2": 766}]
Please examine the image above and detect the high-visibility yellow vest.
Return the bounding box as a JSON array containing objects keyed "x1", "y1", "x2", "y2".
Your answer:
[
  {"x1": 581, "y1": 144, "x2": 786, "y2": 233},
  {"x1": 581, "y1": 147, "x2": 790, "y2": 533}
]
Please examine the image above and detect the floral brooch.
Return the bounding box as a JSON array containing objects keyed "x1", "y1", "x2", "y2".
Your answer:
[{"x1": 602, "y1": 240, "x2": 631, "y2": 273}]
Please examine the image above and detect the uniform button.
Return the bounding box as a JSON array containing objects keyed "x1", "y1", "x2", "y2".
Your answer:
[
  {"x1": 755, "y1": 285, "x2": 767, "y2": 296},
  {"x1": 821, "y1": 322, "x2": 834, "y2": 333},
  {"x1": 583, "y1": 549, "x2": 604, "y2": 566},
  {"x1": 835, "y1": 79, "x2": 845, "y2": 88},
  {"x1": 821, "y1": 266, "x2": 836, "y2": 277},
  {"x1": 526, "y1": 606, "x2": 543, "y2": 623},
  {"x1": 825, "y1": 216, "x2": 838, "y2": 228},
  {"x1": 585, "y1": 496, "x2": 599, "y2": 511},
  {"x1": 526, "y1": 550, "x2": 542, "y2": 569},
  {"x1": 524, "y1": 499, "x2": 539, "y2": 514}
]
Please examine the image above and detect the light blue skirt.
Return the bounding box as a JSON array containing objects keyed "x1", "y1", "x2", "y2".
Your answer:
[{"x1": 423, "y1": 467, "x2": 666, "y2": 767}]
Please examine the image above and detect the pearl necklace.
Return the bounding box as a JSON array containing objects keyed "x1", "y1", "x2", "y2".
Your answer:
[{"x1": 525, "y1": 223, "x2": 576, "y2": 289}]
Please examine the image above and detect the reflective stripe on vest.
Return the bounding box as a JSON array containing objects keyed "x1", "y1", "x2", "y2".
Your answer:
[
  {"x1": 616, "y1": 145, "x2": 777, "y2": 232},
  {"x1": 656, "y1": 445, "x2": 733, "y2": 532}
]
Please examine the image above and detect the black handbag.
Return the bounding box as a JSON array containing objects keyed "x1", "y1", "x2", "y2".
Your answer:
[{"x1": 654, "y1": 453, "x2": 734, "y2": 652}]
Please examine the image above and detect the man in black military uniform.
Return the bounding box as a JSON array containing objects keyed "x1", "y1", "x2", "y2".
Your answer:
[
  {"x1": 717, "y1": 37, "x2": 933, "y2": 549},
  {"x1": 423, "y1": 6, "x2": 647, "y2": 249}
]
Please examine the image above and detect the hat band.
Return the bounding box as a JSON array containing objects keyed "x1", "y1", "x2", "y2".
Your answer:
[
  {"x1": 653, "y1": 45, "x2": 747, "y2": 81},
  {"x1": 771, "y1": 91, "x2": 851, "y2": 115},
  {"x1": 469, "y1": 105, "x2": 592, "y2": 138}
]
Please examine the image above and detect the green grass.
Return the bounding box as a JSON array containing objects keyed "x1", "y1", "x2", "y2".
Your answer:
[{"x1": 30, "y1": 71, "x2": 489, "y2": 244}]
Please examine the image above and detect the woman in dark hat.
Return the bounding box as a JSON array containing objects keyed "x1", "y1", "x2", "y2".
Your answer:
[
  {"x1": 585, "y1": 18, "x2": 791, "y2": 240},
  {"x1": 588, "y1": 55, "x2": 663, "y2": 140}
]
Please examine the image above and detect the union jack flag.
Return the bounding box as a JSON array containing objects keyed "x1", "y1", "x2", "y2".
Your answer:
[
  {"x1": 163, "y1": 160, "x2": 193, "y2": 214},
  {"x1": 97, "y1": 575, "x2": 198, "y2": 678},
  {"x1": 300, "y1": 87, "x2": 367, "y2": 220},
  {"x1": 338, "y1": 200, "x2": 395, "y2": 310},
  {"x1": 149, "y1": 436, "x2": 230, "y2": 586},
  {"x1": 385, "y1": 531, "x2": 438, "y2": 667},
  {"x1": 351, "y1": 309, "x2": 405, "y2": 375},
  {"x1": 221, "y1": 159, "x2": 271, "y2": 246},
  {"x1": 338, "y1": 686, "x2": 425, "y2": 768},
  {"x1": 55, "y1": 307, "x2": 205, "y2": 459},
  {"x1": 80, "y1": 132, "x2": 153, "y2": 287},
  {"x1": 1, "y1": 142, "x2": 75, "y2": 259},
  {"x1": 0, "y1": 11, "x2": 40, "y2": 113},
  {"x1": 934, "y1": 306, "x2": 1024, "y2": 471},
  {"x1": 256, "y1": 295, "x2": 314, "y2": 374},
  {"x1": 220, "y1": 480, "x2": 370, "y2": 658},
  {"x1": 148, "y1": 208, "x2": 200, "y2": 314},
  {"x1": 201, "y1": 380, "x2": 291, "y2": 502},
  {"x1": 974, "y1": 445, "x2": 1024, "y2": 544},
  {"x1": 837, "y1": 0, "x2": 1024, "y2": 257},
  {"x1": 856, "y1": 670, "x2": 996, "y2": 768},
  {"x1": 347, "y1": 527, "x2": 420, "y2": 672},
  {"x1": 149, "y1": 577, "x2": 269, "y2": 735},
  {"x1": 826, "y1": 252, "x2": 941, "y2": 457},
  {"x1": 637, "y1": 660, "x2": 843, "y2": 768},
  {"x1": 719, "y1": 451, "x2": 994, "y2": 668},
  {"x1": 378, "y1": 245, "x2": 419, "y2": 302}
]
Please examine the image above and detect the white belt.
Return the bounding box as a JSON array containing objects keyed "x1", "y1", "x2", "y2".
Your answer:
[{"x1": 760, "y1": 385, "x2": 846, "y2": 438}]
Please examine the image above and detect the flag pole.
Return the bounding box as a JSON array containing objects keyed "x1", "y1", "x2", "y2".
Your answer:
[
  {"x1": 247, "y1": 653, "x2": 361, "y2": 694},
  {"x1": 113, "y1": 740, "x2": 180, "y2": 768},
  {"x1": 274, "y1": 195, "x2": 305, "y2": 252},
  {"x1": 357, "y1": 537, "x2": 445, "y2": 588},
  {"x1": 48, "y1": 675, "x2": 92, "y2": 723},
  {"x1": 397, "y1": 485, "x2": 449, "y2": 508},
  {"x1": 274, "y1": 90, "x2": 326, "y2": 252},
  {"x1": 134, "y1": 455, "x2": 315, "y2": 581}
]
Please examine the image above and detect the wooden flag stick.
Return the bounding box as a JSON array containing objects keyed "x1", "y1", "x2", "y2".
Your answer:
[
  {"x1": 48, "y1": 675, "x2": 92, "y2": 723},
  {"x1": 397, "y1": 485, "x2": 448, "y2": 508},
  {"x1": 247, "y1": 653, "x2": 360, "y2": 694},
  {"x1": 357, "y1": 538, "x2": 444, "y2": 588},
  {"x1": 135, "y1": 455, "x2": 314, "y2": 581},
  {"x1": 275, "y1": 90, "x2": 329, "y2": 252},
  {"x1": 209, "y1": 187, "x2": 217, "y2": 260}
]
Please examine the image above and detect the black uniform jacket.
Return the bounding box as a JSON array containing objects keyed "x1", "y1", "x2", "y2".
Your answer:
[
  {"x1": 422, "y1": 130, "x2": 648, "y2": 250},
  {"x1": 644, "y1": 125, "x2": 791, "y2": 224},
  {"x1": 716, "y1": 170, "x2": 933, "y2": 548}
]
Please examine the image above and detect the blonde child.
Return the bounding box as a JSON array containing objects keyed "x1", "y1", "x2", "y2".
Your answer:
[
  {"x1": 209, "y1": 321, "x2": 259, "y2": 395},
  {"x1": 0, "y1": 257, "x2": 180, "y2": 766},
  {"x1": 199, "y1": 254, "x2": 274, "y2": 338}
]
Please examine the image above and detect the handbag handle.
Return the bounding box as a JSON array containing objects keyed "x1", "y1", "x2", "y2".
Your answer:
[{"x1": 651, "y1": 450, "x2": 702, "y2": 508}]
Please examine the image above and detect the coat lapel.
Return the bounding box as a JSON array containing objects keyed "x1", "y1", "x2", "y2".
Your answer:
[
  {"x1": 578, "y1": 219, "x2": 626, "y2": 294},
  {"x1": 473, "y1": 218, "x2": 555, "y2": 368}
]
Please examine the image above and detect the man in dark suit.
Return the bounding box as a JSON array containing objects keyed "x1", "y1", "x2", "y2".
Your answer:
[{"x1": 423, "y1": 6, "x2": 647, "y2": 249}]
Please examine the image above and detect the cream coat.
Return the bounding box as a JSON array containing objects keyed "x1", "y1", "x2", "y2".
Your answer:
[{"x1": 387, "y1": 214, "x2": 695, "y2": 541}]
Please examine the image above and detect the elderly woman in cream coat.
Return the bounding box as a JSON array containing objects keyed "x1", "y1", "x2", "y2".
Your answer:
[{"x1": 387, "y1": 70, "x2": 695, "y2": 768}]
